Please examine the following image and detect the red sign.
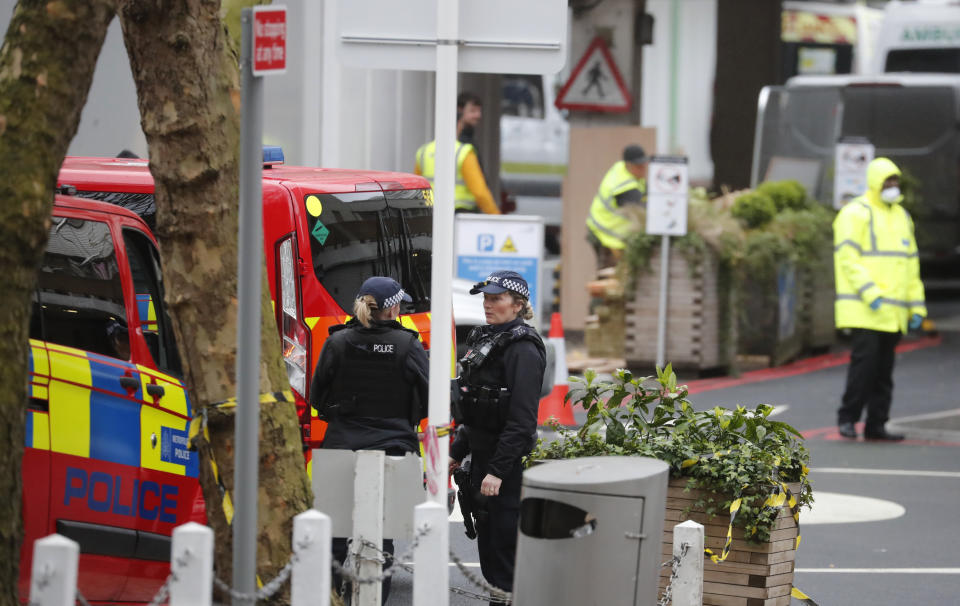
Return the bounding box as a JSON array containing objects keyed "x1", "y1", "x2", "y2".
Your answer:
[{"x1": 253, "y1": 6, "x2": 287, "y2": 76}]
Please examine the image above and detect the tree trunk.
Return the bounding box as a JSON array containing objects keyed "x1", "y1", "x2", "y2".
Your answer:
[
  {"x1": 115, "y1": 0, "x2": 312, "y2": 592},
  {"x1": 0, "y1": 1, "x2": 115, "y2": 601}
]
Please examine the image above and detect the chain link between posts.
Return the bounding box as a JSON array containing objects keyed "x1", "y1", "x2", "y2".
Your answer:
[{"x1": 657, "y1": 541, "x2": 690, "y2": 606}]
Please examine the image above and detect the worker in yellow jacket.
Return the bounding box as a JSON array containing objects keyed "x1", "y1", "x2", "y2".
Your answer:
[
  {"x1": 415, "y1": 93, "x2": 500, "y2": 214},
  {"x1": 586, "y1": 144, "x2": 648, "y2": 268},
  {"x1": 834, "y1": 157, "x2": 926, "y2": 441}
]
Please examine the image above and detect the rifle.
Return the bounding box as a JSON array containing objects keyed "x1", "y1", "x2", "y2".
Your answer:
[{"x1": 452, "y1": 460, "x2": 479, "y2": 540}]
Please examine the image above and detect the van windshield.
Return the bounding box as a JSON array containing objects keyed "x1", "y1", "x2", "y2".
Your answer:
[{"x1": 303, "y1": 189, "x2": 432, "y2": 314}]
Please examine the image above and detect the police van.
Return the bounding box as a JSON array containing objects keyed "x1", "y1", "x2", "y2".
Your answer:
[{"x1": 24, "y1": 194, "x2": 203, "y2": 601}]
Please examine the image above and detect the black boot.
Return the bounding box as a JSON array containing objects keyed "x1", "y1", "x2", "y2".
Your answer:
[{"x1": 838, "y1": 422, "x2": 857, "y2": 439}]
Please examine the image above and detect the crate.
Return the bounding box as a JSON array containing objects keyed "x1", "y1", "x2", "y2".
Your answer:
[
  {"x1": 659, "y1": 478, "x2": 801, "y2": 606},
  {"x1": 585, "y1": 276, "x2": 626, "y2": 359},
  {"x1": 624, "y1": 247, "x2": 735, "y2": 373}
]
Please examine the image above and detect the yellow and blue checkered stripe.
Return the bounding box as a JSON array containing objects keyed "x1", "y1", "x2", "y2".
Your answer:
[
  {"x1": 136, "y1": 293, "x2": 158, "y2": 332},
  {"x1": 26, "y1": 340, "x2": 197, "y2": 478}
]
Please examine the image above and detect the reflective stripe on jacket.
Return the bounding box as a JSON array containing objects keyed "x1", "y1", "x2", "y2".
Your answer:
[
  {"x1": 416, "y1": 140, "x2": 477, "y2": 211},
  {"x1": 586, "y1": 160, "x2": 645, "y2": 250},
  {"x1": 833, "y1": 157, "x2": 926, "y2": 333}
]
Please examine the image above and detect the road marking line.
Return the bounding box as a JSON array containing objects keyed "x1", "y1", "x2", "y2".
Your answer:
[
  {"x1": 812, "y1": 467, "x2": 960, "y2": 478},
  {"x1": 889, "y1": 407, "x2": 960, "y2": 423},
  {"x1": 796, "y1": 568, "x2": 960, "y2": 574},
  {"x1": 448, "y1": 562, "x2": 481, "y2": 567}
]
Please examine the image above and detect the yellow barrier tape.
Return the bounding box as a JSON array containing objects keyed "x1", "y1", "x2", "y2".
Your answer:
[
  {"x1": 791, "y1": 586, "x2": 819, "y2": 605},
  {"x1": 681, "y1": 454, "x2": 818, "y2": 604}
]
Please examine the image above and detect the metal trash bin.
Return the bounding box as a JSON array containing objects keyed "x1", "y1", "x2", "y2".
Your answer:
[{"x1": 512, "y1": 456, "x2": 669, "y2": 605}]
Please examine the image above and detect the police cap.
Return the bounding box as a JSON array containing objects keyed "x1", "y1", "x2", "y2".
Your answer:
[
  {"x1": 469, "y1": 270, "x2": 530, "y2": 299},
  {"x1": 357, "y1": 276, "x2": 412, "y2": 309}
]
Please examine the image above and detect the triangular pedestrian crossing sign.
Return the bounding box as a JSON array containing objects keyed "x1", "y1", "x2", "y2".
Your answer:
[
  {"x1": 500, "y1": 236, "x2": 518, "y2": 253},
  {"x1": 555, "y1": 37, "x2": 632, "y2": 113}
]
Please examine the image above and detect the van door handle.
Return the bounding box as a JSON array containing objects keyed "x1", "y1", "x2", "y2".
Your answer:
[
  {"x1": 146, "y1": 383, "x2": 165, "y2": 399},
  {"x1": 119, "y1": 376, "x2": 139, "y2": 392}
]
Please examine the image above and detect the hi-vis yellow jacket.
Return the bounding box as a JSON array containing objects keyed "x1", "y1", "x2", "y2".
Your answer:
[
  {"x1": 586, "y1": 160, "x2": 645, "y2": 250},
  {"x1": 415, "y1": 140, "x2": 499, "y2": 214},
  {"x1": 833, "y1": 157, "x2": 926, "y2": 333}
]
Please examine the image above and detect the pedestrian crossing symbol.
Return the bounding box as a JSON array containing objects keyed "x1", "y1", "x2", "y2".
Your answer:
[
  {"x1": 500, "y1": 236, "x2": 518, "y2": 253},
  {"x1": 555, "y1": 36, "x2": 632, "y2": 113}
]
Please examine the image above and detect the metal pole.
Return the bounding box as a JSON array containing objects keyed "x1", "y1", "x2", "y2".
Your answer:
[
  {"x1": 428, "y1": 0, "x2": 457, "y2": 503},
  {"x1": 656, "y1": 235, "x2": 670, "y2": 369},
  {"x1": 321, "y1": 0, "x2": 341, "y2": 167},
  {"x1": 423, "y1": 1, "x2": 456, "y2": 604},
  {"x1": 234, "y1": 10, "x2": 263, "y2": 606}
]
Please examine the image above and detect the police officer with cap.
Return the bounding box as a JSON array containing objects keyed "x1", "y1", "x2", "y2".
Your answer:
[
  {"x1": 449, "y1": 269, "x2": 546, "y2": 599},
  {"x1": 309, "y1": 276, "x2": 428, "y2": 603}
]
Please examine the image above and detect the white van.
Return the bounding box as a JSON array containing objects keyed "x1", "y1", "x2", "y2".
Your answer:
[
  {"x1": 499, "y1": 74, "x2": 569, "y2": 200},
  {"x1": 751, "y1": 73, "x2": 960, "y2": 270},
  {"x1": 874, "y1": 0, "x2": 960, "y2": 73}
]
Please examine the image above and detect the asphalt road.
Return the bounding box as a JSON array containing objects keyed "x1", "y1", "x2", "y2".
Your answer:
[{"x1": 381, "y1": 300, "x2": 960, "y2": 605}]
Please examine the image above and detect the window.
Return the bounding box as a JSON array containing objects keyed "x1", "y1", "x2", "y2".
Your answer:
[
  {"x1": 303, "y1": 189, "x2": 432, "y2": 313},
  {"x1": 123, "y1": 229, "x2": 183, "y2": 377},
  {"x1": 31, "y1": 217, "x2": 127, "y2": 359},
  {"x1": 841, "y1": 86, "x2": 955, "y2": 150},
  {"x1": 886, "y1": 48, "x2": 960, "y2": 74},
  {"x1": 75, "y1": 190, "x2": 157, "y2": 231},
  {"x1": 501, "y1": 75, "x2": 545, "y2": 119}
]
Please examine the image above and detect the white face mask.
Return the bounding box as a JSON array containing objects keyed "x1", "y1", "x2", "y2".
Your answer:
[{"x1": 880, "y1": 186, "x2": 901, "y2": 203}]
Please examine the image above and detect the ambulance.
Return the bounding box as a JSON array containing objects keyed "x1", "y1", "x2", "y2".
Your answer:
[
  {"x1": 22, "y1": 152, "x2": 435, "y2": 599},
  {"x1": 25, "y1": 194, "x2": 203, "y2": 601}
]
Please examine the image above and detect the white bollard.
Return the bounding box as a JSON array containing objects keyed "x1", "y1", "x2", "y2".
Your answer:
[
  {"x1": 292, "y1": 509, "x2": 331, "y2": 606},
  {"x1": 30, "y1": 534, "x2": 79, "y2": 606},
  {"x1": 353, "y1": 450, "x2": 385, "y2": 606},
  {"x1": 672, "y1": 520, "x2": 705, "y2": 606},
  {"x1": 413, "y1": 501, "x2": 449, "y2": 606},
  {"x1": 170, "y1": 522, "x2": 214, "y2": 606}
]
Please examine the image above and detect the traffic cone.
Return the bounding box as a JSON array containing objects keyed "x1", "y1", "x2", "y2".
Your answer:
[{"x1": 538, "y1": 312, "x2": 576, "y2": 426}]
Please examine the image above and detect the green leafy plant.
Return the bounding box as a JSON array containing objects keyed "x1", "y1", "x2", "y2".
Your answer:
[
  {"x1": 731, "y1": 191, "x2": 777, "y2": 228},
  {"x1": 757, "y1": 179, "x2": 809, "y2": 211},
  {"x1": 527, "y1": 365, "x2": 813, "y2": 543}
]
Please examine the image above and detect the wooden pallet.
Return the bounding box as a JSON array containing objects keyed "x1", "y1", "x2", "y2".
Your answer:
[
  {"x1": 659, "y1": 478, "x2": 801, "y2": 605},
  {"x1": 624, "y1": 247, "x2": 735, "y2": 372}
]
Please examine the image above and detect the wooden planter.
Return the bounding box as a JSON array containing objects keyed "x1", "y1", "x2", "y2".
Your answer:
[
  {"x1": 737, "y1": 262, "x2": 803, "y2": 367},
  {"x1": 798, "y1": 251, "x2": 835, "y2": 353},
  {"x1": 624, "y1": 247, "x2": 735, "y2": 373},
  {"x1": 659, "y1": 478, "x2": 800, "y2": 606}
]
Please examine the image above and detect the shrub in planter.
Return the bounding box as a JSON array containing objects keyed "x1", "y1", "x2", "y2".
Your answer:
[
  {"x1": 757, "y1": 179, "x2": 809, "y2": 211},
  {"x1": 731, "y1": 191, "x2": 777, "y2": 229},
  {"x1": 528, "y1": 365, "x2": 813, "y2": 543}
]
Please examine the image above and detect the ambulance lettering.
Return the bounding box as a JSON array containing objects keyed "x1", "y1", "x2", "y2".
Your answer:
[{"x1": 63, "y1": 466, "x2": 179, "y2": 523}]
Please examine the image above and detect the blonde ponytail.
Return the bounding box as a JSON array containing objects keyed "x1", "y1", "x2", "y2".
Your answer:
[
  {"x1": 353, "y1": 295, "x2": 378, "y2": 328},
  {"x1": 511, "y1": 293, "x2": 534, "y2": 320}
]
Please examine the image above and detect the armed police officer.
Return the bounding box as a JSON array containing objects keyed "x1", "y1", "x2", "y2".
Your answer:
[
  {"x1": 309, "y1": 276, "x2": 429, "y2": 604},
  {"x1": 448, "y1": 270, "x2": 546, "y2": 600}
]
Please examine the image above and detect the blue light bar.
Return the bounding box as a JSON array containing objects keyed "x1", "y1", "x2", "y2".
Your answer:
[{"x1": 263, "y1": 145, "x2": 284, "y2": 166}]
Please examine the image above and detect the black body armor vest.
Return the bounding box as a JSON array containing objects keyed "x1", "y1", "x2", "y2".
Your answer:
[
  {"x1": 322, "y1": 323, "x2": 418, "y2": 424},
  {"x1": 456, "y1": 322, "x2": 545, "y2": 431}
]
